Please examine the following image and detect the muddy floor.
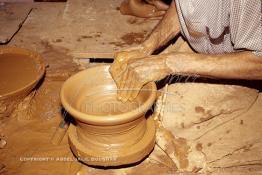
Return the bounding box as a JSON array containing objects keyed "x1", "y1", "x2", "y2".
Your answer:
[
  {"x1": 1, "y1": 69, "x2": 262, "y2": 175},
  {"x1": 0, "y1": 35, "x2": 261, "y2": 175},
  {"x1": 0, "y1": 39, "x2": 262, "y2": 175}
]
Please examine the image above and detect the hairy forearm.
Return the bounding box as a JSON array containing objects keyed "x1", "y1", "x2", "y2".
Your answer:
[
  {"x1": 166, "y1": 51, "x2": 262, "y2": 80},
  {"x1": 142, "y1": 0, "x2": 180, "y2": 54}
]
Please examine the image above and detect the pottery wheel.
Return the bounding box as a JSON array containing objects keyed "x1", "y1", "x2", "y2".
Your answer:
[{"x1": 68, "y1": 115, "x2": 156, "y2": 166}]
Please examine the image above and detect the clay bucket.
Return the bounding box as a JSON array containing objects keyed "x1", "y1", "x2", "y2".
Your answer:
[
  {"x1": 61, "y1": 65, "x2": 157, "y2": 166},
  {"x1": 0, "y1": 47, "x2": 45, "y2": 118}
]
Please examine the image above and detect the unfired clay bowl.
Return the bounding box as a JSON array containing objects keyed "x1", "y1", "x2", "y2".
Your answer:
[
  {"x1": 61, "y1": 65, "x2": 157, "y2": 166},
  {"x1": 0, "y1": 47, "x2": 45, "y2": 118}
]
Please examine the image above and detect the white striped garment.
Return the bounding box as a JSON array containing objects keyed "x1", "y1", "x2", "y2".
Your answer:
[{"x1": 175, "y1": 0, "x2": 262, "y2": 56}]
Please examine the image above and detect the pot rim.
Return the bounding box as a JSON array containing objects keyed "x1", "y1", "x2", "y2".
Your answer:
[
  {"x1": 60, "y1": 65, "x2": 157, "y2": 126},
  {"x1": 0, "y1": 47, "x2": 45, "y2": 99}
]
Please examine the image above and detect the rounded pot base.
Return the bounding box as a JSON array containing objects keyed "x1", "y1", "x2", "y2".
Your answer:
[{"x1": 68, "y1": 115, "x2": 156, "y2": 167}]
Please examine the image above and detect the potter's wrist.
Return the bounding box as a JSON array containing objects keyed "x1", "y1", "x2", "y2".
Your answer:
[
  {"x1": 140, "y1": 42, "x2": 154, "y2": 56},
  {"x1": 141, "y1": 34, "x2": 160, "y2": 55},
  {"x1": 165, "y1": 53, "x2": 192, "y2": 74},
  {"x1": 163, "y1": 56, "x2": 173, "y2": 75}
]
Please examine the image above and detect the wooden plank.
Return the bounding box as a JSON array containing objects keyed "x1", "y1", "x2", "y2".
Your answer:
[
  {"x1": 7, "y1": 0, "x2": 159, "y2": 58},
  {"x1": 0, "y1": 3, "x2": 32, "y2": 44}
]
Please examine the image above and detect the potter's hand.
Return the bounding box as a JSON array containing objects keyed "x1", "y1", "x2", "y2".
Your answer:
[
  {"x1": 118, "y1": 55, "x2": 171, "y2": 101},
  {"x1": 110, "y1": 45, "x2": 151, "y2": 89}
]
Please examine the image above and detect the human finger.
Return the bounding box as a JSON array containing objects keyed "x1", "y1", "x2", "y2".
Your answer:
[
  {"x1": 130, "y1": 80, "x2": 143, "y2": 100},
  {"x1": 118, "y1": 69, "x2": 129, "y2": 101},
  {"x1": 125, "y1": 73, "x2": 136, "y2": 101}
]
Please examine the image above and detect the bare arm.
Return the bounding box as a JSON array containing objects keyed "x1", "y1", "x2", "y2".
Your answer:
[
  {"x1": 110, "y1": 0, "x2": 180, "y2": 90},
  {"x1": 142, "y1": 0, "x2": 181, "y2": 54},
  {"x1": 116, "y1": 51, "x2": 262, "y2": 101},
  {"x1": 166, "y1": 51, "x2": 262, "y2": 80}
]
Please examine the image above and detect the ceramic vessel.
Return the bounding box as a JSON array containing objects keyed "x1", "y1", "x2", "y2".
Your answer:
[
  {"x1": 0, "y1": 47, "x2": 45, "y2": 118},
  {"x1": 61, "y1": 65, "x2": 157, "y2": 166}
]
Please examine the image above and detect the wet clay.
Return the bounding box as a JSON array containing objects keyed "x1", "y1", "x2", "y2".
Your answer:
[
  {"x1": 61, "y1": 65, "x2": 157, "y2": 166},
  {"x1": 0, "y1": 54, "x2": 39, "y2": 95},
  {"x1": 0, "y1": 47, "x2": 45, "y2": 118}
]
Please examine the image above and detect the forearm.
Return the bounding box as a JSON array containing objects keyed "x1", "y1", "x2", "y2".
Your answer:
[
  {"x1": 142, "y1": 0, "x2": 180, "y2": 54},
  {"x1": 166, "y1": 51, "x2": 262, "y2": 80}
]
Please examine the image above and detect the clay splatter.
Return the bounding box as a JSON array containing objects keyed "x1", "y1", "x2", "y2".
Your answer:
[
  {"x1": 195, "y1": 106, "x2": 205, "y2": 113},
  {"x1": 121, "y1": 32, "x2": 146, "y2": 45},
  {"x1": 195, "y1": 143, "x2": 203, "y2": 151}
]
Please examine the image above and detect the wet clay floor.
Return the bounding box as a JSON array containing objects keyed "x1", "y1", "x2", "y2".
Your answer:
[{"x1": 1, "y1": 79, "x2": 262, "y2": 175}]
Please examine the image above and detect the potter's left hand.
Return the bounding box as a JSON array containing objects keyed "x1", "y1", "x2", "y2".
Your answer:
[{"x1": 118, "y1": 55, "x2": 171, "y2": 101}]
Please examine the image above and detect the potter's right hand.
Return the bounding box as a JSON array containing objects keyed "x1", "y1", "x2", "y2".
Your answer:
[{"x1": 109, "y1": 45, "x2": 150, "y2": 94}]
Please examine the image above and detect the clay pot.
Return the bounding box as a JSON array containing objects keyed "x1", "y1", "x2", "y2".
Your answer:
[
  {"x1": 0, "y1": 47, "x2": 45, "y2": 118},
  {"x1": 61, "y1": 65, "x2": 157, "y2": 166}
]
